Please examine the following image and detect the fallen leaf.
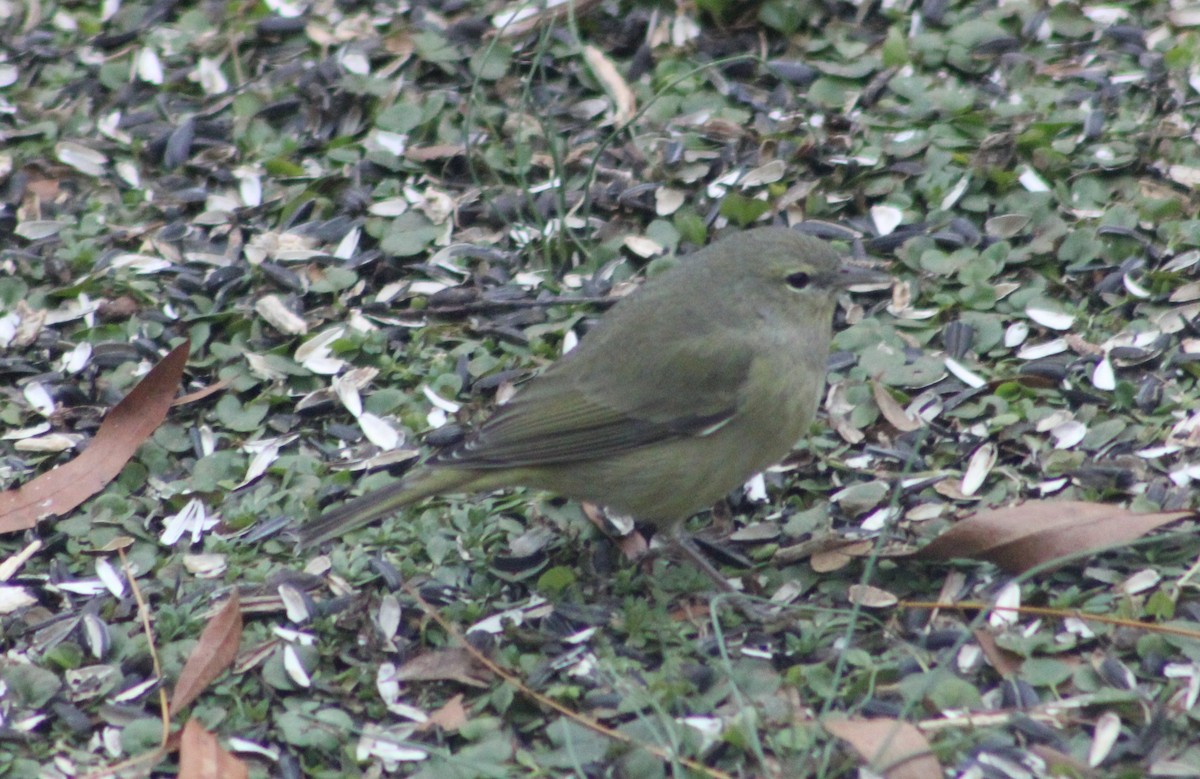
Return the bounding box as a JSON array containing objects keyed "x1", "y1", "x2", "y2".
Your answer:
[
  {"x1": 170, "y1": 592, "x2": 242, "y2": 715},
  {"x1": 0, "y1": 340, "x2": 190, "y2": 535},
  {"x1": 179, "y1": 719, "x2": 249, "y2": 779},
  {"x1": 972, "y1": 629, "x2": 1023, "y2": 677},
  {"x1": 422, "y1": 694, "x2": 468, "y2": 732},
  {"x1": 810, "y1": 549, "x2": 853, "y2": 572},
  {"x1": 917, "y1": 501, "x2": 1193, "y2": 574},
  {"x1": 872, "y1": 379, "x2": 923, "y2": 432},
  {"x1": 848, "y1": 584, "x2": 899, "y2": 608},
  {"x1": 825, "y1": 717, "x2": 941, "y2": 779},
  {"x1": 396, "y1": 648, "x2": 491, "y2": 688}
]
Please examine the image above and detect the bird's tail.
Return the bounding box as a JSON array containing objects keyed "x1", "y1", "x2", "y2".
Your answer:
[{"x1": 297, "y1": 467, "x2": 476, "y2": 549}]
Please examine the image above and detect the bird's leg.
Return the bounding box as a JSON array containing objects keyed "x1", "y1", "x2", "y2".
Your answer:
[
  {"x1": 665, "y1": 526, "x2": 783, "y2": 621},
  {"x1": 595, "y1": 508, "x2": 736, "y2": 589},
  {"x1": 667, "y1": 530, "x2": 739, "y2": 593},
  {"x1": 592, "y1": 507, "x2": 778, "y2": 619}
]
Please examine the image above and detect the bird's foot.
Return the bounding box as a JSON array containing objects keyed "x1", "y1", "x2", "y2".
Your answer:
[{"x1": 667, "y1": 532, "x2": 782, "y2": 622}]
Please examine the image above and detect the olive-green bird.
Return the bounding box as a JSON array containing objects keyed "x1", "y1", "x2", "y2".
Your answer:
[{"x1": 299, "y1": 227, "x2": 887, "y2": 585}]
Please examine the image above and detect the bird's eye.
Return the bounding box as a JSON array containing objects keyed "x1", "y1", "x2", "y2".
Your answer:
[{"x1": 786, "y1": 271, "x2": 811, "y2": 290}]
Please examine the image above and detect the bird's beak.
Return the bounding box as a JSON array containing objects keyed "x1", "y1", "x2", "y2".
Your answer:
[{"x1": 834, "y1": 263, "x2": 892, "y2": 289}]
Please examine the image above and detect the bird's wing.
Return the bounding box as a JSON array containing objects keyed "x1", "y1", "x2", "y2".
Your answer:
[{"x1": 430, "y1": 337, "x2": 754, "y2": 469}]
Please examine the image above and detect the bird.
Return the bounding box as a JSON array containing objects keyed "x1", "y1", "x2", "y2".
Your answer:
[{"x1": 299, "y1": 226, "x2": 888, "y2": 589}]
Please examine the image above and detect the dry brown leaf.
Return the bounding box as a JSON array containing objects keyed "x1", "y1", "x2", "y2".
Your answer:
[
  {"x1": 972, "y1": 629, "x2": 1024, "y2": 677},
  {"x1": 917, "y1": 500, "x2": 1193, "y2": 574},
  {"x1": 26, "y1": 175, "x2": 61, "y2": 202},
  {"x1": 396, "y1": 648, "x2": 491, "y2": 688},
  {"x1": 931, "y1": 479, "x2": 980, "y2": 501},
  {"x1": 848, "y1": 584, "x2": 899, "y2": 609},
  {"x1": 0, "y1": 340, "x2": 190, "y2": 535},
  {"x1": 178, "y1": 719, "x2": 249, "y2": 779},
  {"x1": 423, "y1": 693, "x2": 468, "y2": 732},
  {"x1": 830, "y1": 413, "x2": 866, "y2": 444},
  {"x1": 170, "y1": 592, "x2": 243, "y2": 715},
  {"x1": 872, "y1": 379, "x2": 923, "y2": 432},
  {"x1": 825, "y1": 717, "x2": 941, "y2": 779},
  {"x1": 810, "y1": 549, "x2": 852, "y2": 572}
]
